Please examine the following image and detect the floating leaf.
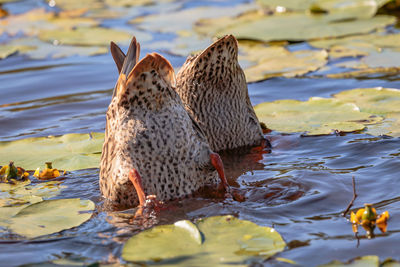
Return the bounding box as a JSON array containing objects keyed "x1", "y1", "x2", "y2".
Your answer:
[
  {"x1": 254, "y1": 97, "x2": 381, "y2": 135},
  {"x1": 309, "y1": 33, "x2": 400, "y2": 59},
  {"x1": 257, "y1": 0, "x2": 391, "y2": 14},
  {"x1": 122, "y1": 215, "x2": 285, "y2": 265},
  {"x1": 0, "y1": 132, "x2": 103, "y2": 171},
  {"x1": 334, "y1": 88, "x2": 400, "y2": 115},
  {"x1": 239, "y1": 44, "x2": 328, "y2": 82},
  {"x1": 334, "y1": 88, "x2": 400, "y2": 137},
  {"x1": 131, "y1": 3, "x2": 256, "y2": 33},
  {"x1": 4, "y1": 198, "x2": 94, "y2": 238},
  {"x1": 256, "y1": 0, "x2": 314, "y2": 11},
  {"x1": 320, "y1": 255, "x2": 380, "y2": 267},
  {"x1": 0, "y1": 180, "x2": 64, "y2": 228},
  {"x1": 195, "y1": 11, "x2": 395, "y2": 42},
  {"x1": 0, "y1": 8, "x2": 98, "y2": 37},
  {"x1": 6, "y1": 38, "x2": 108, "y2": 59},
  {"x1": 0, "y1": 44, "x2": 35, "y2": 59},
  {"x1": 38, "y1": 26, "x2": 132, "y2": 47},
  {"x1": 365, "y1": 112, "x2": 400, "y2": 137}
]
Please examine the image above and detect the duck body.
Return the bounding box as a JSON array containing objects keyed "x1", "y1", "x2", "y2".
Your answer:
[
  {"x1": 99, "y1": 38, "x2": 220, "y2": 208},
  {"x1": 176, "y1": 35, "x2": 266, "y2": 152}
]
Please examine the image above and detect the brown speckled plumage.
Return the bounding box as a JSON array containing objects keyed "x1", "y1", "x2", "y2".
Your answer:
[
  {"x1": 176, "y1": 35, "x2": 265, "y2": 152},
  {"x1": 100, "y1": 37, "x2": 219, "y2": 208}
]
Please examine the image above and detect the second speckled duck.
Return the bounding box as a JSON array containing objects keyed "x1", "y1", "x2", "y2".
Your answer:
[
  {"x1": 176, "y1": 35, "x2": 268, "y2": 152},
  {"x1": 99, "y1": 37, "x2": 229, "y2": 211}
]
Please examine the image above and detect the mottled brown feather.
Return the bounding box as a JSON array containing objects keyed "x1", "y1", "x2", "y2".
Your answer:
[{"x1": 176, "y1": 35, "x2": 265, "y2": 152}]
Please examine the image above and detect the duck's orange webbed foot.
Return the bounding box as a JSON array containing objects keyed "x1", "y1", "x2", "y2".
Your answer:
[
  {"x1": 210, "y1": 153, "x2": 245, "y2": 202},
  {"x1": 129, "y1": 169, "x2": 163, "y2": 220}
]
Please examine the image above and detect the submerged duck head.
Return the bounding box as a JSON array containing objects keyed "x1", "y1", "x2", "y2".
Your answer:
[
  {"x1": 100, "y1": 37, "x2": 228, "y2": 209},
  {"x1": 176, "y1": 35, "x2": 267, "y2": 152}
]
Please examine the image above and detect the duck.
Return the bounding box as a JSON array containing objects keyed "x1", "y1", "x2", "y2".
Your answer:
[
  {"x1": 99, "y1": 36, "x2": 230, "y2": 215},
  {"x1": 176, "y1": 35, "x2": 269, "y2": 152}
]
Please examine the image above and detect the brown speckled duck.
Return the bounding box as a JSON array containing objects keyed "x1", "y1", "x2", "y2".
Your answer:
[
  {"x1": 176, "y1": 35, "x2": 269, "y2": 152},
  {"x1": 99, "y1": 37, "x2": 229, "y2": 213}
]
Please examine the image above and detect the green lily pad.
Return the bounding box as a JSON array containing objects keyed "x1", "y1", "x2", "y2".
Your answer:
[
  {"x1": 0, "y1": 180, "x2": 63, "y2": 201},
  {"x1": 4, "y1": 198, "x2": 94, "y2": 238},
  {"x1": 130, "y1": 3, "x2": 256, "y2": 33},
  {"x1": 256, "y1": 0, "x2": 314, "y2": 11},
  {"x1": 46, "y1": 0, "x2": 104, "y2": 11},
  {"x1": 257, "y1": 0, "x2": 390, "y2": 14},
  {"x1": 309, "y1": 33, "x2": 400, "y2": 59},
  {"x1": 195, "y1": 11, "x2": 395, "y2": 42},
  {"x1": 309, "y1": 0, "x2": 391, "y2": 20},
  {"x1": 38, "y1": 26, "x2": 132, "y2": 47},
  {"x1": 366, "y1": 112, "x2": 400, "y2": 137},
  {"x1": 0, "y1": 44, "x2": 35, "y2": 59},
  {"x1": 0, "y1": 132, "x2": 103, "y2": 171},
  {"x1": 0, "y1": 8, "x2": 98, "y2": 37},
  {"x1": 122, "y1": 215, "x2": 285, "y2": 265},
  {"x1": 334, "y1": 88, "x2": 400, "y2": 137},
  {"x1": 334, "y1": 87, "x2": 400, "y2": 115},
  {"x1": 254, "y1": 97, "x2": 382, "y2": 135},
  {"x1": 3, "y1": 38, "x2": 108, "y2": 59},
  {"x1": 239, "y1": 44, "x2": 328, "y2": 82},
  {"x1": 320, "y1": 255, "x2": 379, "y2": 266}
]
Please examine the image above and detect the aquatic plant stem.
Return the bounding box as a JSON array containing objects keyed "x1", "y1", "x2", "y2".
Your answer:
[{"x1": 342, "y1": 176, "x2": 357, "y2": 217}]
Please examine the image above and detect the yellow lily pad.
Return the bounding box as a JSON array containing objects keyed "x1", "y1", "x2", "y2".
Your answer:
[
  {"x1": 38, "y1": 26, "x2": 132, "y2": 47},
  {"x1": 5, "y1": 198, "x2": 94, "y2": 238},
  {"x1": 240, "y1": 44, "x2": 328, "y2": 82},
  {"x1": 195, "y1": 11, "x2": 395, "y2": 42},
  {"x1": 254, "y1": 97, "x2": 382, "y2": 135},
  {"x1": 122, "y1": 215, "x2": 285, "y2": 265},
  {"x1": 0, "y1": 132, "x2": 103, "y2": 171}
]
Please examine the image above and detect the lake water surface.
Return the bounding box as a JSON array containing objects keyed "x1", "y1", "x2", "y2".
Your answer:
[{"x1": 1, "y1": 0, "x2": 400, "y2": 266}]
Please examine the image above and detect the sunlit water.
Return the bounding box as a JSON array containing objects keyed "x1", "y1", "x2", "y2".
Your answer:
[{"x1": 1, "y1": 0, "x2": 400, "y2": 266}]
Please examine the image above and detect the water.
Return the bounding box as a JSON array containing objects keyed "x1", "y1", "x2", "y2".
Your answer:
[{"x1": 1, "y1": 0, "x2": 400, "y2": 266}]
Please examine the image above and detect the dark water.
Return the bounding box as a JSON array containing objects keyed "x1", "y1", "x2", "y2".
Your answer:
[{"x1": 1, "y1": 0, "x2": 400, "y2": 266}]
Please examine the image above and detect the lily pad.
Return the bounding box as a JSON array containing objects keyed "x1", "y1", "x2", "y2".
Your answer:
[
  {"x1": 257, "y1": 0, "x2": 390, "y2": 15},
  {"x1": 334, "y1": 88, "x2": 400, "y2": 137},
  {"x1": 0, "y1": 44, "x2": 35, "y2": 59},
  {"x1": 239, "y1": 44, "x2": 328, "y2": 82},
  {"x1": 320, "y1": 255, "x2": 379, "y2": 266},
  {"x1": 334, "y1": 87, "x2": 400, "y2": 115},
  {"x1": 3, "y1": 38, "x2": 108, "y2": 59},
  {"x1": 5, "y1": 198, "x2": 94, "y2": 238},
  {"x1": 130, "y1": 3, "x2": 256, "y2": 33},
  {"x1": 0, "y1": 132, "x2": 103, "y2": 171},
  {"x1": 0, "y1": 180, "x2": 64, "y2": 201},
  {"x1": 195, "y1": 11, "x2": 395, "y2": 42},
  {"x1": 38, "y1": 26, "x2": 132, "y2": 47},
  {"x1": 254, "y1": 97, "x2": 382, "y2": 135},
  {"x1": 309, "y1": 33, "x2": 400, "y2": 59},
  {"x1": 309, "y1": 0, "x2": 391, "y2": 20},
  {"x1": 0, "y1": 8, "x2": 98, "y2": 37},
  {"x1": 122, "y1": 215, "x2": 285, "y2": 265}
]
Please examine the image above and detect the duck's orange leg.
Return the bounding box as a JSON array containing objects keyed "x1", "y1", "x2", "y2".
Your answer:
[
  {"x1": 129, "y1": 169, "x2": 146, "y2": 216},
  {"x1": 210, "y1": 153, "x2": 246, "y2": 202},
  {"x1": 210, "y1": 153, "x2": 229, "y2": 192}
]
